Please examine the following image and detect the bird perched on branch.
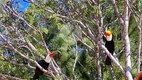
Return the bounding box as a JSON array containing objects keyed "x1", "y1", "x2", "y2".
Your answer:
[
  {"x1": 33, "y1": 52, "x2": 55, "y2": 79},
  {"x1": 104, "y1": 30, "x2": 114, "y2": 65}
]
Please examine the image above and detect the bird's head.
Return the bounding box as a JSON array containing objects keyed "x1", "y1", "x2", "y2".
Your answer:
[
  {"x1": 105, "y1": 30, "x2": 112, "y2": 41},
  {"x1": 49, "y1": 52, "x2": 56, "y2": 57},
  {"x1": 44, "y1": 52, "x2": 56, "y2": 63}
]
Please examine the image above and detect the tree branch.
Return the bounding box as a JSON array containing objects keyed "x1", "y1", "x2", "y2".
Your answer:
[
  {"x1": 72, "y1": 34, "x2": 78, "y2": 80},
  {"x1": 111, "y1": 0, "x2": 124, "y2": 27},
  {"x1": 99, "y1": 44, "x2": 125, "y2": 77},
  {"x1": 133, "y1": 10, "x2": 142, "y2": 73},
  {"x1": 0, "y1": 33, "x2": 56, "y2": 79},
  {"x1": 123, "y1": 0, "x2": 133, "y2": 79},
  {"x1": 0, "y1": 73, "x2": 24, "y2": 80},
  {"x1": 0, "y1": 58, "x2": 35, "y2": 69}
]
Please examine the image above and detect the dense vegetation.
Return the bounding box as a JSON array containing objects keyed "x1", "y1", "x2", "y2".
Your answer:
[{"x1": 0, "y1": 0, "x2": 142, "y2": 80}]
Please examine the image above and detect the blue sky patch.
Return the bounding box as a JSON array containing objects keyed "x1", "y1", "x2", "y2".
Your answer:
[{"x1": 13, "y1": 0, "x2": 30, "y2": 11}]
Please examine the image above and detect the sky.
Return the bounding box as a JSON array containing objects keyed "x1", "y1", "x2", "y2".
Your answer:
[
  {"x1": 0, "y1": 0, "x2": 30, "y2": 43},
  {"x1": 13, "y1": 0, "x2": 30, "y2": 11}
]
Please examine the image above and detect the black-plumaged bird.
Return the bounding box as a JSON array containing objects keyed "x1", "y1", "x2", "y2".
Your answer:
[
  {"x1": 104, "y1": 30, "x2": 114, "y2": 65},
  {"x1": 33, "y1": 52, "x2": 55, "y2": 79}
]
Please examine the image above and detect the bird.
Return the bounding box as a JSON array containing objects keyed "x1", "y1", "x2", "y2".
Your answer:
[
  {"x1": 104, "y1": 30, "x2": 114, "y2": 65},
  {"x1": 134, "y1": 72, "x2": 142, "y2": 80},
  {"x1": 33, "y1": 52, "x2": 55, "y2": 80}
]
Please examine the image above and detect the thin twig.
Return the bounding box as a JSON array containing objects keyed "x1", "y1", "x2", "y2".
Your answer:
[{"x1": 72, "y1": 34, "x2": 78, "y2": 80}]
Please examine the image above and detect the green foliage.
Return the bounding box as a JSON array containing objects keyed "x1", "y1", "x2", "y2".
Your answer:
[
  {"x1": 0, "y1": 60, "x2": 33, "y2": 79},
  {"x1": 138, "y1": 0, "x2": 142, "y2": 8},
  {"x1": 75, "y1": 52, "x2": 96, "y2": 80},
  {"x1": 0, "y1": 0, "x2": 141, "y2": 79},
  {"x1": 40, "y1": 27, "x2": 48, "y2": 34}
]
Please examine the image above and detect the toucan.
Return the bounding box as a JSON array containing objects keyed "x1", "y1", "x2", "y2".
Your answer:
[
  {"x1": 134, "y1": 72, "x2": 142, "y2": 80},
  {"x1": 33, "y1": 52, "x2": 55, "y2": 79},
  {"x1": 104, "y1": 30, "x2": 114, "y2": 65}
]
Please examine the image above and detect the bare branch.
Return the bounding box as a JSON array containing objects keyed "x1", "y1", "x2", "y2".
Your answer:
[
  {"x1": 123, "y1": 0, "x2": 133, "y2": 79},
  {"x1": 111, "y1": 0, "x2": 124, "y2": 27},
  {"x1": 99, "y1": 44, "x2": 125, "y2": 77},
  {"x1": 38, "y1": 31, "x2": 50, "y2": 54},
  {"x1": 0, "y1": 73, "x2": 24, "y2": 80},
  {"x1": 72, "y1": 34, "x2": 78, "y2": 80},
  {"x1": 0, "y1": 58, "x2": 35, "y2": 69},
  {"x1": 126, "y1": 0, "x2": 142, "y2": 73},
  {"x1": 133, "y1": 11, "x2": 142, "y2": 73}
]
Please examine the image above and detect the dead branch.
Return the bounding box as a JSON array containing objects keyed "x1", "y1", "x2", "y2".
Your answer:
[{"x1": 0, "y1": 73, "x2": 24, "y2": 80}]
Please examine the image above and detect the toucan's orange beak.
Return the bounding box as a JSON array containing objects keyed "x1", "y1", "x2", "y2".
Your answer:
[
  {"x1": 105, "y1": 30, "x2": 112, "y2": 36},
  {"x1": 49, "y1": 52, "x2": 55, "y2": 57}
]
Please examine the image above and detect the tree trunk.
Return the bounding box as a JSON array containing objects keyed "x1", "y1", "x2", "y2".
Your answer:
[
  {"x1": 123, "y1": 0, "x2": 133, "y2": 79},
  {"x1": 95, "y1": 45, "x2": 102, "y2": 80},
  {"x1": 137, "y1": 9, "x2": 142, "y2": 73}
]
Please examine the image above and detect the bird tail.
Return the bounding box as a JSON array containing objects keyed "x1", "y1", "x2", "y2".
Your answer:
[
  {"x1": 105, "y1": 56, "x2": 111, "y2": 65},
  {"x1": 33, "y1": 74, "x2": 40, "y2": 80},
  {"x1": 33, "y1": 66, "x2": 43, "y2": 80}
]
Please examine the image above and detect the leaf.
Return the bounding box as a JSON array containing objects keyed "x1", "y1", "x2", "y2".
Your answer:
[
  {"x1": 56, "y1": 75, "x2": 63, "y2": 79},
  {"x1": 139, "y1": 0, "x2": 142, "y2": 8},
  {"x1": 0, "y1": 56, "x2": 4, "y2": 60},
  {"x1": 40, "y1": 27, "x2": 48, "y2": 34}
]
